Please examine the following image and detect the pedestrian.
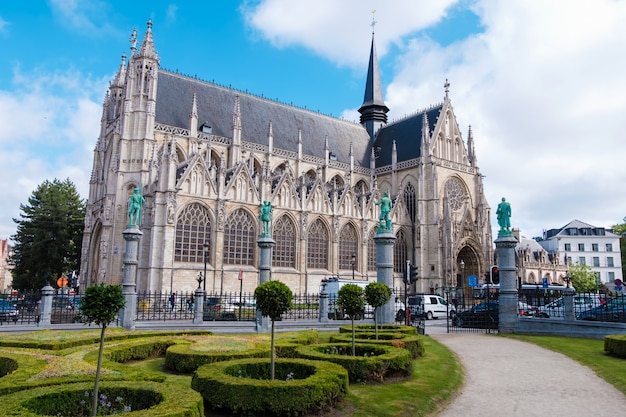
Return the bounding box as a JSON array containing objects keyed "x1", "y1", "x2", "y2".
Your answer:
[
  {"x1": 187, "y1": 295, "x2": 194, "y2": 311},
  {"x1": 169, "y1": 293, "x2": 176, "y2": 312}
]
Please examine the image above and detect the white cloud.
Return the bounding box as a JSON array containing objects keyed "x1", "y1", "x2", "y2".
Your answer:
[
  {"x1": 0, "y1": 67, "x2": 106, "y2": 238},
  {"x1": 0, "y1": 16, "x2": 9, "y2": 33},
  {"x1": 246, "y1": 0, "x2": 626, "y2": 237}
]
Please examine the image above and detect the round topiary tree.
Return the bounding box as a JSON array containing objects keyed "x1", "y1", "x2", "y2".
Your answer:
[
  {"x1": 365, "y1": 282, "x2": 392, "y2": 340},
  {"x1": 79, "y1": 283, "x2": 126, "y2": 416},
  {"x1": 337, "y1": 284, "x2": 365, "y2": 356},
  {"x1": 254, "y1": 280, "x2": 293, "y2": 379}
]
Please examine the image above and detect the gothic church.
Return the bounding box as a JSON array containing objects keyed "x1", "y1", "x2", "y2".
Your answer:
[{"x1": 80, "y1": 21, "x2": 494, "y2": 298}]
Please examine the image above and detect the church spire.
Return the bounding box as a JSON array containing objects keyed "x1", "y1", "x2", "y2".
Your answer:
[
  {"x1": 358, "y1": 12, "x2": 389, "y2": 142},
  {"x1": 137, "y1": 19, "x2": 158, "y2": 60}
]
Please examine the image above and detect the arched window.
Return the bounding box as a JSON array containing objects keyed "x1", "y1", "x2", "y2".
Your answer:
[
  {"x1": 367, "y1": 228, "x2": 377, "y2": 271},
  {"x1": 224, "y1": 209, "x2": 255, "y2": 265},
  {"x1": 339, "y1": 223, "x2": 358, "y2": 271},
  {"x1": 307, "y1": 219, "x2": 329, "y2": 269},
  {"x1": 174, "y1": 204, "x2": 211, "y2": 263},
  {"x1": 394, "y1": 229, "x2": 408, "y2": 273},
  {"x1": 404, "y1": 182, "x2": 416, "y2": 223},
  {"x1": 272, "y1": 215, "x2": 296, "y2": 268}
]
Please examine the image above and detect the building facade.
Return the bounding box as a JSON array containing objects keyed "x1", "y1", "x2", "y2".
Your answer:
[
  {"x1": 510, "y1": 229, "x2": 569, "y2": 285},
  {"x1": 79, "y1": 22, "x2": 493, "y2": 297},
  {"x1": 0, "y1": 239, "x2": 13, "y2": 290},
  {"x1": 537, "y1": 220, "x2": 623, "y2": 284}
]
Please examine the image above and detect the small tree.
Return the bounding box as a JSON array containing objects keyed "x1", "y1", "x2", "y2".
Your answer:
[
  {"x1": 79, "y1": 283, "x2": 125, "y2": 416},
  {"x1": 254, "y1": 280, "x2": 293, "y2": 380},
  {"x1": 337, "y1": 284, "x2": 365, "y2": 356},
  {"x1": 365, "y1": 282, "x2": 392, "y2": 340},
  {"x1": 569, "y1": 263, "x2": 599, "y2": 293}
]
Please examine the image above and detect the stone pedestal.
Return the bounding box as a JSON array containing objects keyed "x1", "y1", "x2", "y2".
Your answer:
[
  {"x1": 319, "y1": 289, "x2": 330, "y2": 323},
  {"x1": 374, "y1": 231, "x2": 396, "y2": 324},
  {"x1": 119, "y1": 226, "x2": 142, "y2": 330},
  {"x1": 38, "y1": 284, "x2": 54, "y2": 329},
  {"x1": 495, "y1": 234, "x2": 518, "y2": 333},
  {"x1": 193, "y1": 288, "x2": 205, "y2": 325},
  {"x1": 256, "y1": 236, "x2": 275, "y2": 333},
  {"x1": 562, "y1": 286, "x2": 576, "y2": 321}
]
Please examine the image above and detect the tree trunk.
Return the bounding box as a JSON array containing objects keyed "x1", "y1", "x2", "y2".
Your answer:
[
  {"x1": 91, "y1": 325, "x2": 107, "y2": 416},
  {"x1": 270, "y1": 318, "x2": 275, "y2": 380},
  {"x1": 374, "y1": 307, "x2": 379, "y2": 340},
  {"x1": 351, "y1": 318, "x2": 355, "y2": 356}
]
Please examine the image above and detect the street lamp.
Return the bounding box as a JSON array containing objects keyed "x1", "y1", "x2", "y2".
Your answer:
[
  {"x1": 351, "y1": 253, "x2": 356, "y2": 280},
  {"x1": 196, "y1": 272, "x2": 203, "y2": 289},
  {"x1": 460, "y1": 260, "x2": 465, "y2": 309},
  {"x1": 203, "y1": 240, "x2": 209, "y2": 292}
]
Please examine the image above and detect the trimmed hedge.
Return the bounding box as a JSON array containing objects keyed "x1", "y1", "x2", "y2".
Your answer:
[
  {"x1": 0, "y1": 380, "x2": 203, "y2": 417},
  {"x1": 338, "y1": 324, "x2": 418, "y2": 335},
  {"x1": 329, "y1": 332, "x2": 425, "y2": 359},
  {"x1": 0, "y1": 356, "x2": 18, "y2": 378},
  {"x1": 604, "y1": 334, "x2": 626, "y2": 358},
  {"x1": 0, "y1": 329, "x2": 211, "y2": 350},
  {"x1": 165, "y1": 342, "x2": 269, "y2": 373},
  {"x1": 192, "y1": 358, "x2": 348, "y2": 417},
  {"x1": 294, "y1": 342, "x2": 412, "y2": 382}
]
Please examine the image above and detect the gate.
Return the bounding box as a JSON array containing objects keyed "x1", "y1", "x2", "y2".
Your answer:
[{"x1": 445, "y1": 291, "x2": 498, "y2": 334}]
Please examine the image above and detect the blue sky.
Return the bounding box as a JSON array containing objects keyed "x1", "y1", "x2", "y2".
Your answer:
[{"x1": 1, "y1": 0, "x2": 625, "y2": 242}]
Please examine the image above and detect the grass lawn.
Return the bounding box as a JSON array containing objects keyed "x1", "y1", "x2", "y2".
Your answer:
[{"x1": 504, "y1": 334, "x2": 626, "y2": 397}]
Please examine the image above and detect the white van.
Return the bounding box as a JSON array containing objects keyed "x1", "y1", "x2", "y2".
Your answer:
[{"x1": 406, "y1": 294, "x2": 455, "y2": 320}]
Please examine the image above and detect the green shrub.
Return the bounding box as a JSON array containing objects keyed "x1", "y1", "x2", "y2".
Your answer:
[
  {"x1": 338, "y1": 324, "x2": 417, "y2": 335},
  {"x1": 192, "y1": 358, "x2": 348, "y2": 417},
  {"x1": 605, "y1": 334, "x2": 626, "y2": 358},
  {"x1": 0, "y1": 356, "x2": 18, "y2": 378},
  {"x1": 0, "y1": 381, "x2": 203, "y2": 417},
  {"x1": 294, "y1": 342, "x2": 412, "y2": 382},
  {"x1": 329, "y1": 332, "x2": 425, "y2": 358},
  {"x1": 107, "y1": 339, "x2": 176, "y2": 363},
  {"x1": 165, "y1": 343, "x2": 269, "y2": 373}
]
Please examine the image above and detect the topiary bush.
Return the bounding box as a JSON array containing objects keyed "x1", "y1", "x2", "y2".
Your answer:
[
  {"x1": 0, "y1": 380, "x2": 203, "y2": 416},
  {"x1": 0, "y1": 356, "x2": 18, "y2": 378},
  {"x1": 293, "y1": 342, "x2": 412, "y2": 382},
  {"x1": 339, "y1": 324, "x2": 417, "y2": 335},
  {"x1": 605, "y1": 334, "x2": 626, "y2": 358},
  {"x1": 192, "y1": 358, "x2": 348, "y2": 417},
  {"x1": 165, "y1": 342, "x2": 269, "y2": 373},
  {"x1": 329, "y1": 332, "x2": 425, "y2": 359}
]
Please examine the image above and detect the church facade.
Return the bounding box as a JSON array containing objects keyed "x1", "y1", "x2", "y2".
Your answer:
[{"x1": 80, "y1": 21, "x2": 494, "y2": 298}]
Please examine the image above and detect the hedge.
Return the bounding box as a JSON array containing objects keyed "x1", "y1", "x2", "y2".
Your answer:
[
  {"x1": 338, "y1": 324, "x2": 418, "y2": 335},
  {"x1": 604, "y1": 334, "x2": 626, "y2": 358},
  {"x1": 0, "y1": 380, "x2": 203, "y2": 417},
  {"x1": 293, "y1": 342, "x2": 412, "y2": 382},
  {"x1": 329, "y1": 332, "x2": 425, "y2": 359},
  {"x1": 165, "y1": 342, "x2": 269, "y2": 373},
  {"x1": 192, "y1": 358, "x2": 348, "y2": 417}
]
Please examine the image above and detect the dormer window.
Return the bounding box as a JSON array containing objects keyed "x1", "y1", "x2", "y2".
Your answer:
[
  {"x1": 329, "y1": 151, "x2": 337, "y2": 161},
  {"x1": 200, "y1": 122, "x2": 212, "y2": 134}
]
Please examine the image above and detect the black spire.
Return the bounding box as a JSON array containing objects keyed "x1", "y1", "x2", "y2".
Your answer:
[{"x1": 358, "y1": 32, "x2": 389, "y2": 141}]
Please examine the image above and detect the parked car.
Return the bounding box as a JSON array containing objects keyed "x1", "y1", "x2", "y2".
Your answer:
[
  {"x1": 538, "y1": 295, "x2": 602, "y2": 318},
  {"x1": 0, "y1": 299, "x2": 19, "y2": 323},
  {"x1": 453, "y1": 301, "x2": 498, "y2": 328},
  {"x1": 577, "y1": 296, "x2": 626, "y2": 322},
  {"x1": 203, "y1": 297, "x2": 237, "y2": 321},
  {"x1": 408, "y1": 294, "x2": 455, "y2": 320},
  {"x1": 51, "y1": 296, "x2": 83, "y2": 323},
  {"x1": 517, "y1": 301, "x2": 537, "y2": 316}
]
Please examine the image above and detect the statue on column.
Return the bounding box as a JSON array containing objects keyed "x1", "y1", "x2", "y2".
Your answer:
[
  {"x1": 127, "y1": 187, "x2": 145, "y2": 227},
  {"x1": 375, "y1": 192, "x2": 393, "y2": 232},
  {"x1": 260, "y1": 200, "x2": 272, "y2": 237},
  {"x1": 496, "y1": 197, "x2": 512, "y2": 236}
]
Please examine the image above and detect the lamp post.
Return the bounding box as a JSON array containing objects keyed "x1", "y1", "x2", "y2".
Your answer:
[
  {"x1": 203, "y1": 240, "x2": 209, "y2": 292},
  {"x1": 196, "y1": 272, "x2": 203, "y2": 289},
  {"x1": 460, "y1": 260, "x2": 465, "y2": 309},
  {"x1": 351, "y1": 253, "x2": 356, "y2": 280}
]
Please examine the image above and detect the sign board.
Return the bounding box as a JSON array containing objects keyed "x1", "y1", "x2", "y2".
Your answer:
[
  {"x1": 542, "y1": 277, "x2": 548, "y2": 288},
  {"x1": 57, "y1": 276, "x2": 68, "y2": 288},
  {"x1": 468, "y1": 275, "x2": 478, "y2": 287}
]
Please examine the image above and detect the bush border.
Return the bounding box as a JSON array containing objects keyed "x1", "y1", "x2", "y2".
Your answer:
[
  {"x1": 192, "y1": 357, "x2": 348, "y2": 417},
  {"x1": 329, "y1": 332, "x2": 425, "y2": 359}
]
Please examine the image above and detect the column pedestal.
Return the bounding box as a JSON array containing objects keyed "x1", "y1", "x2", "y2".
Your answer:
[
  {"x1": 374, "y1": 231, "x2": 396, "y2": 324},
  {"x1": 119, "y1": 226, "x2": 142, "y2": 330},
  {"x1": 495, "y1": 234, "x2": 518, "y2": 333},
  {"x1": 256, "y1": 236, "x2": 275, "y2": 333}
]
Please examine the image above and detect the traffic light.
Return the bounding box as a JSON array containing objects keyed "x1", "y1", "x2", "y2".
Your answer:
[
  {"x1": 490, "y1": 265, "x2": 500, "y2": 285},
  {"x1": 410, "y1": 265, "x2": 418, "y2": 284}
]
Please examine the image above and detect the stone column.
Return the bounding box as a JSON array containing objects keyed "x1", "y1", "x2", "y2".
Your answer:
[
  {"x1": 119, "y1": 226, "x2": 142, "y2": 330},
  {"x1": 38, "y1": 284, "x2": 54, "y2": 329},
  {"x1": 256, "y1": 236, "x2": 275, "y2": 333},
  {"x1": 562, "y1": 286, "x2": 576, "y2": 321},
  {"x1": 193, "y1": 287, "x2": 205, "y2": 325},
  {"x1": 495, "y1": 234, "x2": 518, "y2": 333},
  {"x1": 374, "y1": 231, "x2": 396, "y2": 324},
  {"x1": 319, "y1": 287, "x2": 330, "y2": 323}
]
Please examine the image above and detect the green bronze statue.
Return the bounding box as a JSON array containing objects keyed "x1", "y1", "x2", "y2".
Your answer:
[
  {"x1": 375, "y1": 192, "x2": 393, "y2": 232},
  {"x1": 127, "y1": 187, "x2": 145, "y2": 227},
  {"x1": 496, "y1": 197, "x2": 512, "y2": 236},
  {"x1": 260, "y1": 200, "x2": 272, "y2": 237}
]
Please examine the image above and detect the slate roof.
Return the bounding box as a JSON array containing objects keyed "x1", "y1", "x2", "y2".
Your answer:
[
  {"x1": 155, "y1": 71, "x2": 373, "y2": 166},
  {"x1": 372, "y1": 105, "x2": 442, "y2": 167}
]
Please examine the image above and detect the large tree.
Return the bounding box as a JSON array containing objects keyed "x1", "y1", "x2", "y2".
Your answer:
[
  {"x1": 569, "y1": 263, "x2": 600, "y2": 293},
  {"x1": 10, "y1": 178, "x2": 85, "y2": 291},
  {"x1": 613, "y1": 217, "x2": 626, "y2": 283}
]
